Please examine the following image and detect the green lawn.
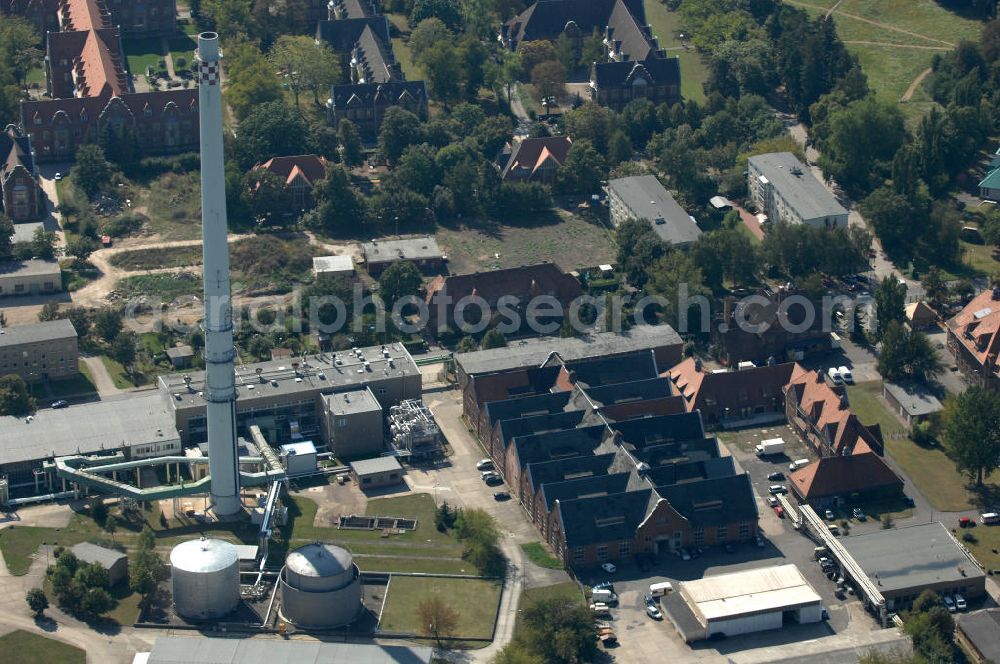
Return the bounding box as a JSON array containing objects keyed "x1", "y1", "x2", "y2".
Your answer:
[
  {"x1": 286, "y1": 493, "x2": 473, "y2": 573},
  {"x1": 391, "y1": 37, "x2": 422, "y2": 81},
  {"x1": 520, "y1": 542, "x2": 563, "y2": 569},
  {"x1": 116, "y1": 272, "x2": 202, "y2": 303},
  {"x1": 47, "y1": 370, "x2": 98, "y2": 398},
  {"x1": 846, "y1": 382, "x2": 976, "y2": 512},
  {"x1": 106, "y1": 584, "x2": 143, "y2": 625},
  {"x1": 379, "y1": 575, "x2": 502, "y2": 639},
  {"x1": 167, "y1": 34, "x2": 198, "y2": 63},
  {"x1": 0, "y1": 631, "x2": 85, "y2": 664},
  {"x1": 123, "y1": 37, "x2": 164, "y2": 77},
  {"x1": 109, "y1": 245, "x2": 203, "y2": 271},
  {"x1": 436, "y1": 208, "x2": 615, "y2": 274},
  {"x1": 0, "y1": 511, "x2": 112, "y2": 575},
  {"x1": 962, "y1": 523, "x2": 1000, "y2": 572},
  {"x1": 26, "y1": 65, "x2": 47, "y2": 86},
  {"x1": 644, "y1": 0, "x2": 709, "y2": 103},
  {"x1": 142, "y1": 171, "x2": 203, "y2": 240},
  {"x1": 784, "y1": 0, "x2": 982, "y2": 124}
]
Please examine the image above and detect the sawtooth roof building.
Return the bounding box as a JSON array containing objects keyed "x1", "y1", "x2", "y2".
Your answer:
[{"x1": 463, "y1": 346, "x2": 759, "y2": 568}]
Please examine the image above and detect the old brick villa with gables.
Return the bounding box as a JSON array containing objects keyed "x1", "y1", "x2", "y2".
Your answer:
[{"x1": 15, "y1": 0, "x2": 198, "y2": 162}]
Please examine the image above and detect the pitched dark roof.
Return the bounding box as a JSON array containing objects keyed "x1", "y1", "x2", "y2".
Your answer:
[
  {"x1": 605, "y1": 0, "x2": 658, "y2": 61},
  {"x1": 540, "y1": 470, "x2": 631, "y2": 510},
  {"x1": 527, "y1": 452, "x2": 617, "y2": 494},
  {"x1": 426, "y1": 263, "x2": 582, "y2": 306},
  {"x1": 645, "y1": 456, "x2": 735, "y2": 487},
  {"x1": 584, "y1": 377, "x2": 675, "y2": 406},
  {"x1": 667, "y1": 358, "x2": 796, "y2": 414},
  {"x1": 557, "y1": 488, "x2": 654, "y2": 547},
  {"x1": 328, "y1": 0, "x2": 377, "y2": 18},
  {"x1": 316, "y1": 16, "x2": 390, "y2": 53},
  {"x1": 503, "y1": 0, "x2": 647, "y2": 47},
  {"x1": 957, "y1": 609, "x2": 1000, "y2": 664},
  {"x1": 483, "y1": 391, "x2": 573, "y2": 429},
  {"x1": 496, "y1": 410, "x2": 586, "y2": 451},
  {"x1": 637, "y1": 437, "x2": 721, "y2": 467},
  {"x1": 591, "y1": 56, "x2": 679, "y2": 88},
  {"x1": 552, "y1": 351, "x2": 659, "y2": 389},
  {"x1": 654, "y1": 473, "x2": 758, "y2": 527},
  {"x1": 1, "y1": 125, "x2": 34, "y2": 177},
  {"x1": 353, "y1": 24, "x2": 396, "y2": 83},
  {"x1": 329, "y1": 80, "x2": 428, "y2": 109},
  {"x1": 610, "y1": 412, "x2": 707, "y2": 451},
  {"x1": 511, "y1": 423, "x2": 607, "y2": 468},
  {"x1": 471, "y1": 365, "x2": 562, "y2": 406}
]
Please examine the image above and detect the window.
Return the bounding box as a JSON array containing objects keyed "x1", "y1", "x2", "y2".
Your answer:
[
  {"x1": 596, "y1": 545, "x2": 609, "y2": 561},
  {"x1": 337, "y1": 418, "x2": 347, "y2": 427},
  {"x1": 574, "y1": 547, "x2": 584, "y2": 563},
  {"x1": 618, "y1": 541, "x2": 630, "y2": 556},
  {"x1": 693, "y1": 527, "x2": 705, "y2": 547},
  {"x1": 716, "y1": 525, "x2": 728, "y2": 541},
  {"x1": 739, "y1": 521, "x2": 750, "y2": 540}
]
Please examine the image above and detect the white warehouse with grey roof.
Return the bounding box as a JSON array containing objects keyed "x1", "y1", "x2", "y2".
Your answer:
[
  {"x1": 607, "y1": 175, "x2": 702, "y2": 248},
  {"x1": 747, "y1": 152, "x2": 849, "y2": 229}
]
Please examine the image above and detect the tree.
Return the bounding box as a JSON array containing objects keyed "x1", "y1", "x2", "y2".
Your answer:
[
  {"x1": 337, "y1": 119, "x2": 364, "y2": 168},
  {"x1": 420, "y1": 42, "x2": 464, "y2": 107},
  {"x1": 417, "y1": 597, "x2": 459, "y2": 644},
  {"x1": 38, "y1": 301, "x2": 61, "y2": 322},
  {"x1": 378, "y1": 107, "x2": 425, "y2": 164},
  {"x1": 94, "y1": 308, "x2": 123, "y2": 342},
  {"x1": 481, "y1": 328, "x2": 506, "y2": 349},
  {"x1": 25, "y1": 588, "x2": 48, "y2": 617},
  {"x1": 80, "y1": 587, "x2": 113, "y2": 618},
  {"x1": 561, "y1": 102, "x2": 614, "y2": 153},
  {"x1": 379, "y1": 261, "x2": 423, "y2": 307},
  {"x1": 409, "y1": 0, "x2": 462, "y2": 30},
  {"x1": 496, "y1": 49, "x2": 522, "y2": 102},
  {"x1": 410, "y1": 17, "x2": 452, "y2": 60},
  {"x1": 73, "y1": 144, "x2": 112, "y2": 197},
  {"x1": 223, "y1": 40, "x2": 281, "y2": 121},
  {"x1": 518, "y1": 41, "x2": 558, "y2": 78},
  {"x1": 201, "y1": 0, "x2": 258, "y2": 38},
  {"x1": 455, "y1": 336, "x2": 478, "y2": 353},
  {"x1": 944, "y1": 387, "x2": 1000, "y2": 485},
  {"x1": 647, "y1": 250, "x2": 712, "y2": 333},
  {"x1": 389, "y1": 143, "x2": 441, "y2": 196},
  {"x1": 0, "y1": 375, "x2": 36, "y2": 416},
  {"x1": 873, "y1": 276, "x2": 907, "y2": 341},
  {"x1": 88, "y1": 496, "x2": 107, "y2": 524},
  {"x1": 860, "y1": 186, "x2": 928, "y2": 261},
  {"x1": 616, "y1": 217, "x2": 666, "y2": 289},
  {"x1": 818, "y1": 97, "x2": 906, "y2": 196},
  {"x1": 517, "y1": 597, "x2": 598, "y2": 664},
  {"x1": 0, "y1": 213, "x2": 13, "y2": 260},
  {"x1": 555, "y1": 139, "x2": 605, "y2": 194},
  {"x1": 921, "y1": 267, "x2": 948, "y2": 309},
  {"x1": 268, "y1": 35, "x2": 340, "y2": 106},
  {"x1": 232, "y1": 100, "x2": 310, "y2": 169},
  {"x1": 606, "y1": 129, "x2": 632, "y2": 167},
  {"x1": 29, "y1": 227, "x2": 58, "y2": 260},
  {"x1": 691, "y1": 228, "x2": 759, "y2": 292},
  {"x1": 0, "y1": 17, "x2": 42, "y2": 87},
  {"x1": 242, "y1": 169, "x2": 292, "y2": 223},
  {"x1": 104, "y1": 514, "x2": 118, "y2": 541},
  {"x1": 75, "y1": 561, "x2": 109, "y2": 589},
  {"x1": 66, "y1": 236, "x2": 98, "y2": 263},
  {"x1": 312, "y1": 165, "x2": 364, "y2": 233},
  {"x1": 876, "y1": 321, "x2": 943, "y2": 382}
]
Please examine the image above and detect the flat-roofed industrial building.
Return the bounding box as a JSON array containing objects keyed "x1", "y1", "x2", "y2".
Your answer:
[
  {"x1": 0, "y1": 318, "x2": 78, "y2": 382},
  {"x1": 664, "y1": 564, "x2": 823, "y2": 641},
  {"x1": 840, "y1": 522, "x2": 986, "y2": 611}
]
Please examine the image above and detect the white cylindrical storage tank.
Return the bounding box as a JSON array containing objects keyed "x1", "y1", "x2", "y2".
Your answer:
[
  {"x1": 170, "y1": 537, "x2": 240, "y2": 620},
  {"x1": 280, "y1": 542, "x2": 362, "y2": 628}
]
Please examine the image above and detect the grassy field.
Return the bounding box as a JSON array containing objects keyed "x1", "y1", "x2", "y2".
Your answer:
[
  {"x1": 45, "y1": 370, "x2": 98, "y2": 398},
  {"x1": 167, "y1": 34, "x2": 198, "y2": 63},
  {"x1": 26, "y1": 65, "x2": 47, "y2": 86},
  {"x1": 436, "y1": 209, "x2": 615, "y2": 274},
  {"x1": 962, "y1": 523, "x2": 1000, "y2": 572},
  {"x1": 644, "y1": 0, "x2": 710, "y2": 103},
  {"x1": 109, "y1": 245, "x2": 203, "y2": 270},
  {"x1": 785, "y1": 0, "x2": 983, "y2": 124},
  {"x1": 520, "y1": 542, "x2": 563, "y2": 569},
  {"x1": 286, "y1": 493, "x2": 475, "y2": 573},
  {"x1": 123, "y1": 38, "x2": 164, "y2": 77},
  {"x1": 141, "y1": 171, "x2": 203, "y2": 241},
  {"x1": 0, "y1": 631, "x2": 85, "y2": 664},
  {"x1": 846, "y1": 381, "x2": 977, "y2": 512},
  {"x1": 379, "y1": 576, "x2": 502, "y2": 638},
  {"x1": 116, "y1": 272, "x2": 202, "y2": 302}
]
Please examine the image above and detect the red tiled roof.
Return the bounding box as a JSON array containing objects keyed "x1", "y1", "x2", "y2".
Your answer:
[
  {"x1": 785, "y1": 365, "x2": 881, "y2": 455},
  {"x1": 258, "y1": 155, "x2": 329, "y2": 186},
  {"x1": 59, "y1": 0, "x2": 110, "y2": 31},
  {"x1": 948, "y1": 288, "x2": 1000, "y2": 380},
  {"x1": 666, "y1": 357, "x2": 795, "y2": 413},
  {"x1": 789, "y1": 452, "x2": 901, "y2": 500},
  {"x1": 425, "y1": 263, "x2": 582, "y2": 308},
  {"x1": 501, "y1": 136, "x2": 572, "y2": 180}
]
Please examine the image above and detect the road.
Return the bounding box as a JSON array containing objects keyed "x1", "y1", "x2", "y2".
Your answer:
[{"x1": 80, "y1": 355, "x2": 123, "y2": 397}]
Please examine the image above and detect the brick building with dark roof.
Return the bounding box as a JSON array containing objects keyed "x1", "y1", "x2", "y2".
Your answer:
[
  {"x1": 17, "y1": 0, "x2": 197, "y2": 162},
  {"x1": 500, "y1": 136, "x2": 573, "y2": 183},
  {"x1": 326, "y1": 80, "x2": 428, "y2": 138},
  {"x1": 499, "y1": 0, "x2": 647, "y2": 51},
  {"x1": 3, "y1": 0, "x2": 176, "y2": 37},
  {"x1": 590, "y1": 57, "x2": 680, "y2": 112},
  {"x1": 464, "y1": 344, "x2": 758, "y2": 567},
  {"x1": 316, "y1": 16, "x2": 397, "y2": 84},
  {"x1": 788, "y1": 453, "x2": 903, "y2": 508},
  {"x1": 946, "y1": 287, "x2": 1000, "y2": 392},
  {"x1": 1, "y1": 125, "x2": 43, "y2": 222},
  {"x1": 667, "y1": 358, "x2": 796, "y2": 426},
  {"x1": 425, "y1": 262, "x2": 582, "y2": 334},
  {"x1": 714, "y1": 292, "x2": 833, "y2": 366},
  {"x1": 784, "y1": 365, "x2": 883, "y2": 457}
]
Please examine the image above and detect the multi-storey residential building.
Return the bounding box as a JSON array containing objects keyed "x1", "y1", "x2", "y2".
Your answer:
[
  {"x1": 607, "y1": 174, "x2": 700, "y2": 248},
  {"x1": 747, "y1": 152, "x2": 849, "y2": 229},
  {"x1": 0, "y1": 318, "x2": 78, "y2": 383},
  {"x1": 946, "y1": 287, "x2": 1000, "y2": 392}
]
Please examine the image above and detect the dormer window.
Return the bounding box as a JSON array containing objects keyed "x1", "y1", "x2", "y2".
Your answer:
[{"x1": 143, "y1": 104, "x2": 152, "y2": 117}]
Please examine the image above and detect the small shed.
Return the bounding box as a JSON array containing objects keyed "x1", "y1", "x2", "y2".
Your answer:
[
  {"x1": 71, "y1": 542, "x2": 128, "y2": 586},
  {"x1": 165, "y1": 344, "x2": 195, "y2": 369},
  {"x1": 280, "y1": 441, "x2": 318, "y2": 475},
  {"x1": 313, "y1": 255, "x2": 355, "y2": 276},
  {"x1": 883, "y1": 382, "x2": 943, "y2": 425},
  {"x1": 350, "y1": 456, "x2": 404, "y2": 490}
]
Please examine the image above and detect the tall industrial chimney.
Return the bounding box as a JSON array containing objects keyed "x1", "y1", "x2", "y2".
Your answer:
[{"x1": 196, "y1": 33, "x2": 241, "y2": 517}]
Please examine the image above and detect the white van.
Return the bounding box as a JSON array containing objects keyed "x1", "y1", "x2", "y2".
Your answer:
[
  {"x1": 981, "y1": 512, "x2": 1000, "y2": 525},
  {"x1": 789, "y1": 458, "x2": 810, "y2": 471},
  {"x1": 827, "y1": 367, "x2": 843, "y2": 385},
  {"x1": 591, "y1": 589, "x2": 618, "y2": 604},
  {"x1": 838, "y1": 366, "x2": 853, "y2": 384},
  {"x1": 649, "y1": 581, "x2": 674, "y2": 598}
]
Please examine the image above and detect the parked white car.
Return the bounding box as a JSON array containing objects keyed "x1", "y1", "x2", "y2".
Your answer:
[
  {"x1": 954, "y1": 594, "x2": 967, "y2": 611},
  {"x1": 827, "y1": 367, "x2": 843, "y2": 385},
  {"x1": 838, "y1": 366, "x2": 854, "y2": 384},
  {"x1": 943, "y1": 595, "x2": 956, "y2": 613},
  {"x1": 600, "y1": 562, "x2": 617, "y2": 574},
  {"x1": 476, "y1": 459, "x2": 494, "y2": 471}
]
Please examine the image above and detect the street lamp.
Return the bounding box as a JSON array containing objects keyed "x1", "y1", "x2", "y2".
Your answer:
[{"x1": 394, "y1": 216, "x2": 399, "y2": 237}]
